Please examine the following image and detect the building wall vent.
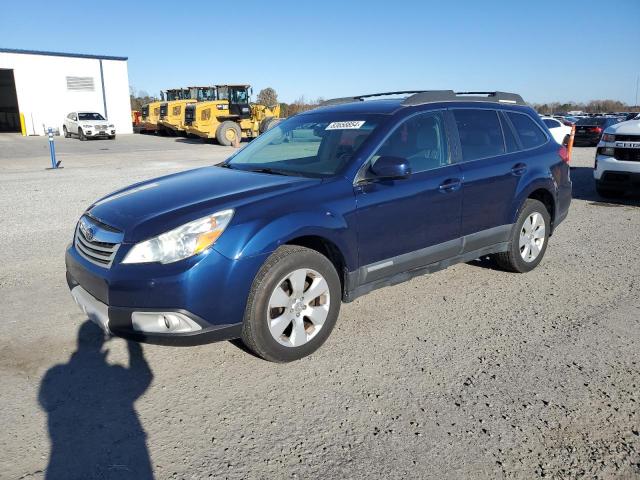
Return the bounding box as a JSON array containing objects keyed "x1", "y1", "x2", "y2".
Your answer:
[{"x1": 66, "y1": 76, "x2": 95, "y2": 91}]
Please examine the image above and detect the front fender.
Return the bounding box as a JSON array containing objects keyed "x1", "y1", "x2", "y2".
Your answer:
[{"x1": 213, "y1": 209, "x2": 358, "y2": 271}]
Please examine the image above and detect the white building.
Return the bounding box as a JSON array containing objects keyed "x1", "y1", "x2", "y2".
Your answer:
[{"x1": 0, "y1": 48, "x2": 133, "y2": 136}]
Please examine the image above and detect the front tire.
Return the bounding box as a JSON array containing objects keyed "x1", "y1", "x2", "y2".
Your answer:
[
  {"x1": 109, "y1": 135, "x2": 116, "y2": 140},
  {"x1": 494, "y1": 199, "x2": 550, "y2": 273},
  {"x1": 241, "y1": 246, "x2": 341, "y2": 362},
  {"x1": 78, "y1": 128, "x2": 86, "y2": 141},
  {"x1": 216, "y1": 121, "x2": 241, "y2": 146},
  {"x1": 63, "y1": 126, "x2": 70, "y2": 138}
]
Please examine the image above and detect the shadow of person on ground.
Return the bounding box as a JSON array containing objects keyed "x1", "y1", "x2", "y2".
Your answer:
[{"x1": 38, "y1": 321, "x2": 154, "y2": 479}]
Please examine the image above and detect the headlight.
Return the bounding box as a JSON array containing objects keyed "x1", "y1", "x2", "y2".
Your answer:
[
  {"x1": 109, "y1": 124, "x2": 115, "y2": 128},
  {"x1": 602, "y1": 133, "x2": 615, "y2": 142},
  {"x1": 122, "y1": 209, "x2": 234, "y2": 264}
]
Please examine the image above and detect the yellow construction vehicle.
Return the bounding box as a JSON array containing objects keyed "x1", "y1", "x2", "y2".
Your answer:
[
  {"x1": 184, "y1": 84, "x2": 281, "y2": 146},
  {"x1": 140, "y1": 97, "x2": 163, "y2": 134},
  {"x1": 157, "y1": 87, "x2": 217, "y2": 136}
]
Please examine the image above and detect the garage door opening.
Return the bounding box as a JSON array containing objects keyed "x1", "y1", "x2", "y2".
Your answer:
[{"x1": 0, "y1": 69, "x2": 20, "y2": 132}]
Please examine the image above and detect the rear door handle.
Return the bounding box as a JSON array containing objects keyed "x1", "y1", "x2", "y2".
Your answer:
[
  {"x1": 438, "y1": 178, "x2": 462, "y2": 193},
  {"x1": 511, "y1": 163, "x2": 527, "y2": 176}
]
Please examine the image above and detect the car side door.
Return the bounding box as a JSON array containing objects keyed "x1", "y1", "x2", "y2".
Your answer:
[
  {"x1": 353, "y1": 110, "x2": 463, "y2": 285},
  {"x1": 452, "y1": 108, "x2": 526, "y2": 248},
  {"x1": 453, "y1": 108, "x2": 550, "y2": 251}
]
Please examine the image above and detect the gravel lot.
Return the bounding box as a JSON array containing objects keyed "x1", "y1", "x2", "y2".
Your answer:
[{"x1": 0, "y1": 133, "x2": 638, "y2": 479}]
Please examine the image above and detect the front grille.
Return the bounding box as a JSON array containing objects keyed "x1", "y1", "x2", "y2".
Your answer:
[
  {"x1": 96, "y1": 124, "x2": 108, "y2": 130},
  {"x1": 74, "y1": 220, "x2": 120, "y2": 268},
  {"x1": 615, "y1": 134, "x2": 640, "y2": 142},
  {"x1": 614, "y1": 148, "x2": 640, "y2": 162}
]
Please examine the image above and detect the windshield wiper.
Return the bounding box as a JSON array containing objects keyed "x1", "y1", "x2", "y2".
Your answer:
[{"x1": 245, "y1": 167, "x2": 291, "y2": 176}]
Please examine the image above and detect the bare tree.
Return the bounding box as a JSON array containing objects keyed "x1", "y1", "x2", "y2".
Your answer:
[{"x1": 257, "y1": 87, "x2": 278, "y2": 106}]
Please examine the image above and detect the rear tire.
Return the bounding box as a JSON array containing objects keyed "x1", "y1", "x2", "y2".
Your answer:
[
  {"x1": 78, "y1": 128, "x2": 86, "y2": 141},
  {"x1": 494, "y1": 199, "x2": 550, "y2": 273},
  {"x1": 259, "y1": 117, "x2": 282, "y2": 134},
  {"x1": 216, "y1": 121, "x2": 241, "y2": 146},
  {"x1": 241, "y1": 245, "x2": 341, "y2": 362}
]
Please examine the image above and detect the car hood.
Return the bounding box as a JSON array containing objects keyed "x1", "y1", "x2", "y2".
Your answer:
[
  {"x1": 605, "y1": 120, "x2": 640, "y2": 135},
  {"x1": 87, "y1": 166, "x2": 318, "y2": 242}
]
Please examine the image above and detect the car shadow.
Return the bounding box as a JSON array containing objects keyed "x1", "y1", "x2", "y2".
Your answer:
[
  {"x1": 570, "y1": 166, "x2": 640, "y2": 207},
  {"x1": 38, "y1": 321, "x2": 154, "y2": 479}
]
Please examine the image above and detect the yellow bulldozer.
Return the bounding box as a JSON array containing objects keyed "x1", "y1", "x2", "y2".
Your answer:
[
  {"x1": 140, "y1": 97, "x2": 163, "y2": 134},
  {"x1": 184, "y1": 84, "x2": 281, "y2": 146},
  {"x1": 157, "y1": 87, "x2": 217, "y2": 136}
]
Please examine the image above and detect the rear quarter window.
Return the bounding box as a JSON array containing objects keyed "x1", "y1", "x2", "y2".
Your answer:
[{"x1": 506, "y1": 112, "x2": 548, "y2": 149}]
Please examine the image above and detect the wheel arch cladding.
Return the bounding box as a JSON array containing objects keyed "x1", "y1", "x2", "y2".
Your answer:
[{"x1": 285, "y1": 235, "x2": 348, "y2": 295}]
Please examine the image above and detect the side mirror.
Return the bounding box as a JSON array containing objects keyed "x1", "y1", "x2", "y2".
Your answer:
[{"x1": 369, "y1": 156, "x2": 411, "y2": 180}]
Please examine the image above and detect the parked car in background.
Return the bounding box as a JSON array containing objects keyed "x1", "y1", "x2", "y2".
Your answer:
[
  {"x1": 541, "y1": 117, "x2": 572, "y2": 144},
  {"x1": 573, "y1": 117, "x2": 621, "y2": 146},
  {"x1": 594, "y1": 119, "x2": 640, "y2": 197},
  {"x1": 65, "y1": 90, "x2": 571, "y2": 362},
  {"x1": 63, "y1": 112, "x2": 116, "y2": 140}
]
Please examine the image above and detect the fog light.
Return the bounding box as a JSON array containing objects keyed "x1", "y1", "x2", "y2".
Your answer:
[
  {"x1": 601, "y1": 147, "x2": 614, "y2": 156},
  {"x1": 131, "y1": 311, "x2": 202, "y2": 333}
]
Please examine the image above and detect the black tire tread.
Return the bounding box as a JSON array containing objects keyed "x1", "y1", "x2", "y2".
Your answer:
[
  {"x1": 241, "y1": 245, "x2": 337, "y2": 362},
  {"x1": 494, "y1": 199, "x2": 549, "y2": 273}
]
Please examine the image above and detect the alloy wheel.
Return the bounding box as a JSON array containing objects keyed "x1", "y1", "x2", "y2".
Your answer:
[
  {"x1": 519, "y1": 212, "x2": 546, "y2": 262},
  {"x1": 267, "y1": 268, "x2": 330, "y2": 347}
]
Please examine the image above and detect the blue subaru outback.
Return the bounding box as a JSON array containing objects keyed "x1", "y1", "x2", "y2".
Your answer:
[{"x1": 66, "y1": 90, "x2": 572, "y2": 362}]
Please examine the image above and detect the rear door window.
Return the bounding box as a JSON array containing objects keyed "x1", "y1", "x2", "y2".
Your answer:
[
  {"x1": 506, "y1": 112, "x2": 548, "y2": 149},
  {"x1": 453, "y1": 109, "x2": 505, "y2": 161}
]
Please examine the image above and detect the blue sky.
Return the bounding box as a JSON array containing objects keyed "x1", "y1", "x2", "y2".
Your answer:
[{"x1": 3, "y1": 0, "x2": 640, "y2": 104}]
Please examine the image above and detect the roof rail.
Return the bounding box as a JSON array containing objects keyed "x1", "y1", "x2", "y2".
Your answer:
[
  {"x1": 321, "y1": 90, "x2": 526, "y2": 107},
  {"x1": 320, "y1": 91, "x2": 427, "y2": 106}
]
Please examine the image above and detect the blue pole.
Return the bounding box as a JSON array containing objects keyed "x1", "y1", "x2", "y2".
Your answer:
[{"x1": 48, "y1": 128, "x2": 57, "y2": 169}]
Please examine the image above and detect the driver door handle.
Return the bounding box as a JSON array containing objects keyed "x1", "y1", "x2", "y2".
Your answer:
[{"x1": 438, "y1": 178, "x2": 462, "y2": 193}]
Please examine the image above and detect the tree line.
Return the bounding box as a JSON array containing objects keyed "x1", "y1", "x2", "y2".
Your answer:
[
  {"x1": 130, "y1": 86, "x2": 639, "y2": 117},
  {"x1": 533, "y1": 99, "x2": 639, "y2": 115}
]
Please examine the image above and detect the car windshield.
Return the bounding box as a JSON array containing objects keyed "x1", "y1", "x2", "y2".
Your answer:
[
  {"x1": 225, "y1": 113, "x2": 384, "y2": 177},
  {"x1": 79, "y1": 113, "x2": 106, "y2": 121}
]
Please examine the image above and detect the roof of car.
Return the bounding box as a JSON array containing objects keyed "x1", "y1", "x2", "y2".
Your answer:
[{"x1": 307, "y1": 90, "x2": 528, "y2": 116}]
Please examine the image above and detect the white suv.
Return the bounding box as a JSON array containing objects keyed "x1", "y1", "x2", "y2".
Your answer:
[
  {"x1": 63, "y1": 112, "x2": 115, "y2": 140},
  {"x1": 594, "y1": 119, "x2": 640, "y2": 197}
]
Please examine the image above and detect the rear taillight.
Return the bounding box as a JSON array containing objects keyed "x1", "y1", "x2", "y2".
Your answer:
[
  {"x1": 589, "y1": 127, "x2": 603, "y2": 133},
  {"x1": 559, "y1": 145, "x2": 570, "y2": 163}
]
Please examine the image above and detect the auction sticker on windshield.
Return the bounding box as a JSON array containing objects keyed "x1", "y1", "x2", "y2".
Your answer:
[{"x1": 326, "y1": 121, "x2": 366, "y2": 130}]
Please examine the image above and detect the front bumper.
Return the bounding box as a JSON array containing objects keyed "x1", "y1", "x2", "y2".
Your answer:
[
  {"x1": 594, "y1": 154, "x2": 640, "y2": 181},
  {"x1": 85, "y1": 129, "x2": 116, "y2": 137},
  {"x1": 65, "y1": 243, "x2": 267, "y2": 345}
]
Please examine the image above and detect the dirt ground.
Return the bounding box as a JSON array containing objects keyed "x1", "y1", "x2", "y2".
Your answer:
[{"x1": 0, "y1": 133, "x2": 638, "y2": 479}]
